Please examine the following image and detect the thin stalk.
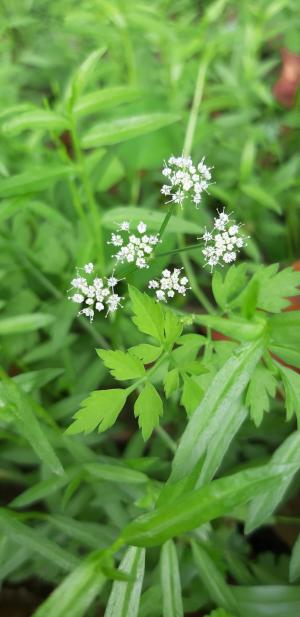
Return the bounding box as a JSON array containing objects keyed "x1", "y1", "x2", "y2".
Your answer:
[{"x1": 155, "y1": 424, "x2": 177, "y2": 453}]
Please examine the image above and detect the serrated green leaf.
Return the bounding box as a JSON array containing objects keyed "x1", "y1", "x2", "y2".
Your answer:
[
  {"x1": 256, "y1": 265, "x2": 300, "y2": 313},
  {"x1": 246, "y1": 365, "x2": 277, "y2": 427},
  {"x1": 192, "y1": 541, "x2": 238, "y2": 614},
  {"x1": 129, "y1": 344, "x2": 162, "y2": 364},
  {"x1": 66, "y1": 389, "x2": 128, "y2": 434},
  {"x1": 246, "y1": 431, "x2": 300, "y2": 533},
  {"x1": 180, "y1": 375, "x2": 203, "y2": 415},
  {"x1": 164, "y1": 309, "x2": 183, "y2": 346},
  {"x1": 164, "y1": 369, "x2": 179, "y2": 398},
  {"x1": 134, "y1": 382, "x2": 163, "y2": 440},
  {"x1": 129, "y1": 286, "x2": 164, "y2": 343},
  {"x1": 97, "y1": 349, "x2": 145, "y2": 380},
  {"x1": 81, "y1": 113, "x2": 179, "y2": 148},
  {"x1": 120, "y1": 463, "x2": 293, "y2": 547},
  {"x1": 104, "y1": 546, "x2": 145, "y2": 617},
  {"x1": 278, "y1": 364, "x2": 300, "y2": 424},
  {"x1": 160, "y1": 540, "x2": 183, "y2": 617}
]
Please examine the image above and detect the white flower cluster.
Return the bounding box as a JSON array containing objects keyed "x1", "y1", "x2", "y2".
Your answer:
[
  {"x1": 148, "y1": 268, "x2": 190, "y2": 302},
  {"x1": 161, "y1": 155, "x2": 212, "y2": 208},
  {"x1": 68, "y1": 263, "x2": 123, "y2": 321},
  {"x1": 108, "y1": 221, "x2": 159, "y2": 269},
  {"x1": 201, "y1": 211, "x2": 247, "y2": 270}
]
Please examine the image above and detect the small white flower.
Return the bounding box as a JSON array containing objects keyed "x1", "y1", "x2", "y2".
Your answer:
[
  {"x1": 198, "y1": 209, "x2": 248, "y2": 271},
  {"x1": 119, "y1": 221, "x2": 130, "y2": 231},
  {"x1": 84, "y1": 263, "x2": 94, "y2": 274},
  {"x1": 108, "y1": 222, "x2": 159, "y2": 269},
  {"x1": 161, "y1": 154, "x2": 212, "y2": 208},
  {"x1": 68, "y1": 267, "x2": 122, "y2": 321},
  {"x1": 148, "y1": 268, "x2": 190, "y2": 302}
]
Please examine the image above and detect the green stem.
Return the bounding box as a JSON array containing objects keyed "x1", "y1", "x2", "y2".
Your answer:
[
  {"x1": 156, "y1": 242, "x2": 202, "y2": 258},
  {"x1": 155, "y1": 425, "x2": 177, "y2": 453}
]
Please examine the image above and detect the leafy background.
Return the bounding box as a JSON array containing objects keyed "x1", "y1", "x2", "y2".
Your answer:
[{"x1": 1, "y1": 0, "x2": 300, "y2": 616}]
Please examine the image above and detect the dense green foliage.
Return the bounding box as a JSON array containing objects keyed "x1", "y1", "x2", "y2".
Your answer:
[{"x1": 1, "y1": 0, "x2": 300, "y2": 615}]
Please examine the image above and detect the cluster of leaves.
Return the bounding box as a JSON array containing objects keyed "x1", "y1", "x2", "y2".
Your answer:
[{"x1": 1, "y1": 0, "x2": 300, "y2": 616}]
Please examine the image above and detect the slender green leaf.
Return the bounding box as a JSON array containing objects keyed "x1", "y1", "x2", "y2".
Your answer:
[
  {"x1": 0, "y1": 166, "x2": 74, "y2": 198},
  {"x1": 2, "y1": 110, "x2": 70, "y2": 135},
  {"x1": 102, "y1": 206, "x2": 202, "y2": 235},
  {"x1": 290, "y1": 534, "x2": 300, "y2": 582},
  {"x1": 104, "y1": 546, "x2": 145, "y2": 617},
  {"x1": 160, "y1": 540, "x2": 183, "y2": 617},
  {"x1": 170, "y1": 339, "x2": 263, "y2": 483},
  {"x1": 81, "y1": 113, "x2": 180, "y2": 148},
  {"x1": 74, "y1": 87, "x2": 140, "y2": 117},
  {"x1": 246, "y1": 431, "x2": 300, "y2": 533},
  {"x1": 192, "y1": 541, "x2": 238, "y2": 614},
  {"x1": 0, "y1": 313, "x2": 54, "y2": 335},
  {"x1": 85, "y1": 462, "x2": 148, "y2": 484},
  {"x1": 0, "y1": 508, "x2": 78, "y2": 572},
  {"x1": 121, "y1": 464, "x2": 294, "y2": 547}
]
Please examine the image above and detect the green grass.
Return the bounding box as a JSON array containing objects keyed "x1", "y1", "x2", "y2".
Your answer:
[{"x1": 1, "y1": 0, "x2": 300, "y2": 615}]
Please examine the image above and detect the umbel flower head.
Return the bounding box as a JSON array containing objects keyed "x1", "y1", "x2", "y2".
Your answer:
[
  {"x1": 148, "y1": 268, "x2": 190, "y2": 302},
  {"x1": 200, "y1": 210, "x2": 248, "y2": 271},
  {"x1": 161, "y1": 155, "x2": 212, "y2": 208},
  {"x1": 68, "y1": 263, "x2": 123, "y2": 321},
  {"x1": 108, "y1": 221, "x2": 159, "y2": 269}
]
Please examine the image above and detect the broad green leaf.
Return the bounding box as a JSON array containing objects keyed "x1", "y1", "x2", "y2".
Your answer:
[
  {"x1": 164, "y1": 369, "x2": 179, "y2": 398},
  {"x1": 170, "y1": 339, "x2": 263, "y2": 483},
  {"x1": 85, "y1": 462, "x2": 148, "y2": 484},
  {"x1": 180, "y1": 375, "x2": 203, "y2": 415},
  {"x1": 241, "y1": 183, "x2": 281, "y2": 213},
  {"x1": 0, "y1": 313, "x2": 54, "y2": 335},
  {"x1": 290, "y1": 534, "x2": 300, "y2": 582},
  {"x1": 256, "y1": 265, "x2": 300, "y2": 313},
  {"x1": 212, "y1": 264, "x2": 248, "y2": 310},
  {"x1": 104, "y1": 546, "x2": 145, "y2": 617},
  {"x1": 129, "y1": 344, "x2": 162, "y2": 364},
  {"x1": 192, "y1": 541, "x2": 238, "y2": 614},
  {"x1": 129, "y1": 286, "x2": 164, "y2": 343},
  {"x1": 121, "y1": 464, "x2": 293, "y2": 547},
  {"x1": 81, "y1": 113, "x2": 180, "y2": 148},
  {"x1": 102, "y1": 206, "x2": 202, "y2": 235},
  {"x1": 0, "y1": 508, "x2": 78, "y2": 572},
  {"x1": 134, "y1": 382, "x2": 163, "y2": 440},
  {"x1": 32, "y1": 552, "x2": 106, "y2": 617},
  {"x1": 74, "y1": 87, "x2": 140, "y2": 117},
  {"x1": 0, "y1": 166, "x2": 74, "y2": 198},
  {"x1": 164, "y1": 309, "x2": 183, "y2": 346},
  {"x1": 2, "y1": 110, "x2": 70, "y2": 135},
  {"x1": 160, "y1": 540, "x2": 183, "y2": 617},
  {"x1": 278, "y1": 364, "x2": 300, "y2": 424},
  {"x1": 97, "y1": 349, "x2": 145, "y2": 380},
  {"x1": 246, "y1": 365, "x2": 277, "y2": 426},
  {"x1": 66, "y1": 389, "x2": 128, "y2": 434},
  {"x1": 246, "y1": 431, "x2": 300, "y2": 533},
  {"x1": 1, "y1": 379, "x2": 63, "y2": 475}
]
